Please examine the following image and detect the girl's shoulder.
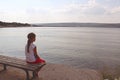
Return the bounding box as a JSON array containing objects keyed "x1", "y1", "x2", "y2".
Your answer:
[{"x1": 30, "y1": 43, "x2": 36, "y2": 48}]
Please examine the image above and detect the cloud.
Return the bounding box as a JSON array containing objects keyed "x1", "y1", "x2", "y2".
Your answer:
[
  {"x1": 57, "y1": 0, "x2": 120, "y2": 23},
  {"x1": 1, "y1": 0, "x2": 120, "y2": 23},
  {"x1": 96, "y1": 0, "x2": 120, "y2": 7},
  {"x1": 23, "y1": 0, "x2": 120, "y2": 23},
  {"x1": 0, "y1": 10, "x2": 29, "y2": 23},
  {"x1": 61, "y1": 0, "x2": 120, "y2": 17},
  {"x1": 88, "y1": 0, "x2": 97, "y2": 7},
  {"x1": 58, "y1": 0, "x2": 105, "y2": 16},
  {"x1": 110, "y1": 7, "x2": 120, "y2": 14}
]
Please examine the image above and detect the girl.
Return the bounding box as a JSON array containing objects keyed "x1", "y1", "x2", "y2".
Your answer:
[{"x1": 25, "y1": 32, "x2": 45, "y2": 64}]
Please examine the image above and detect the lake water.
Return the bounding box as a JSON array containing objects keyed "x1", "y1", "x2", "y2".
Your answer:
[{"x1": 0, "y1": 27, "x2": 120, "y2": 70}]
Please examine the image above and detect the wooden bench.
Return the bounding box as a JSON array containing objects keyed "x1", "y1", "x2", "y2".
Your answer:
[{"x1": 0, "y1": 55, "x2": 46, "y2": 80}]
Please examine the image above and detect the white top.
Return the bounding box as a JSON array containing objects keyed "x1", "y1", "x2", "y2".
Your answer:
[{"x1": 25, "y1": 43, "x2": 36, "y2": 62}]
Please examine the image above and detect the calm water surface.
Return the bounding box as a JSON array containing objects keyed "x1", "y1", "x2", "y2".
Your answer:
[{"x1": 0, "y1": 27, "x2": 120, "y2": 70}]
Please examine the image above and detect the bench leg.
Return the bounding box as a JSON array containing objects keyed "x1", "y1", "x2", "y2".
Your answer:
[
  {"x1": 3, "y1": 64, "x2": 7, "y2": 70},
  {"x1": 33, "y1": 71, "x2": 36, "y2": 78},
  {"x1": 25, "y1": 70, "x2": 30, "y2": 80},
  {"x1": 32, "y1": 71, "x2": 38, "y2": 78},
  {"x1": 25, "y1": 70, "x2": 37, "y2": 80}
]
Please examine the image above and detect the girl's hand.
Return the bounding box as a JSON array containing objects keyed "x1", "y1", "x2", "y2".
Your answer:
[{"x1": 33, "y1": 47, "x2": 40, "y2": 59}]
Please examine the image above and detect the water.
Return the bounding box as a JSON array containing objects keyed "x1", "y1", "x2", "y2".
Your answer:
[{"x1": 0, "y1": 27, "x2": 120, "y2": 70}]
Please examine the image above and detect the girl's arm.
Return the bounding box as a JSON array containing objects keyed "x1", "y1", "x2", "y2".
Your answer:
[{"x1": 33, "y1": 47, "x2": 40, "y2": 59}]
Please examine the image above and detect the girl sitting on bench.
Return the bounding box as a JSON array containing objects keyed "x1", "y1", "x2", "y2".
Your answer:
[{"x1": 25, "y1": 32, "x2": 46, "y2": 64}]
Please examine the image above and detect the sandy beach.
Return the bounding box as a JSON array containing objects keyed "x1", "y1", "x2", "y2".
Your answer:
[{"x1": 0, "y1": 63, "x2": 103, "y2": 80}]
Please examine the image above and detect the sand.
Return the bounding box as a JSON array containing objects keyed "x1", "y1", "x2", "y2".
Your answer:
[{"x1": 0, "y1": 63, "x2": 103, "y2": 80}]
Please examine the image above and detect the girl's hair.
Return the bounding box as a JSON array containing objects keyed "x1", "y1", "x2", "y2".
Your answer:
[{"x1": 27, "y1": 32, "x2": 36, "y2": 53}]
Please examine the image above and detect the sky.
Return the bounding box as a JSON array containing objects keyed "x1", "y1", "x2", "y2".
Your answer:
[{"x1": 0, "y1": 0, "x2": 120, "y2": 23}]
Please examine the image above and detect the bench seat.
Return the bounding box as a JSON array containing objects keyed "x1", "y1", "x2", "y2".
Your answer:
[{"x1": 0, "y1": 55, "x2": 46, "y2": 80}]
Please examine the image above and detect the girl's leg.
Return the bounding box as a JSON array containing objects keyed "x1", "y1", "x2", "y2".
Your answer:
[
  {"x1": 35, "y1": 58, "x2": 46, "y2": 63},
  {"x1": 34, "y1": 58, "x2": 46, "y2": 77}
]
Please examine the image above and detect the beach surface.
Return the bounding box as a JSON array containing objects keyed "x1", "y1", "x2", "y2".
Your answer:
[{"x1": 0, "y1": 63, "x2": 103, "y2": 80}]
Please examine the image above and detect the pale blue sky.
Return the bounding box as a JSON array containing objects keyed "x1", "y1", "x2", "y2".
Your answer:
[{"x1": 0, "y1": 0, "x2": 120, "y2": 23}]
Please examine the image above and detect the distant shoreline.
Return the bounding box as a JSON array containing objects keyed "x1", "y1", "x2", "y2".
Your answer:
[
  {"x1": 32, "y1": 23, "x2": 120, "y2": 28},
  {"x1": 0, "y1": 21, "x2": 120, "y2": 28}
]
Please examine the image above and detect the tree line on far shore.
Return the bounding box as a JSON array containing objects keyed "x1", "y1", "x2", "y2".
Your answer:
[{"x1": 0, "y1": 21, "x2": 31, "y2": 27}]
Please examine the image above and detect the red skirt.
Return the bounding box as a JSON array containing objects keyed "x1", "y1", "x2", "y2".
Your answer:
[{"x1": 27, "y1": 58, "x2": 45, "y2": 64}]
